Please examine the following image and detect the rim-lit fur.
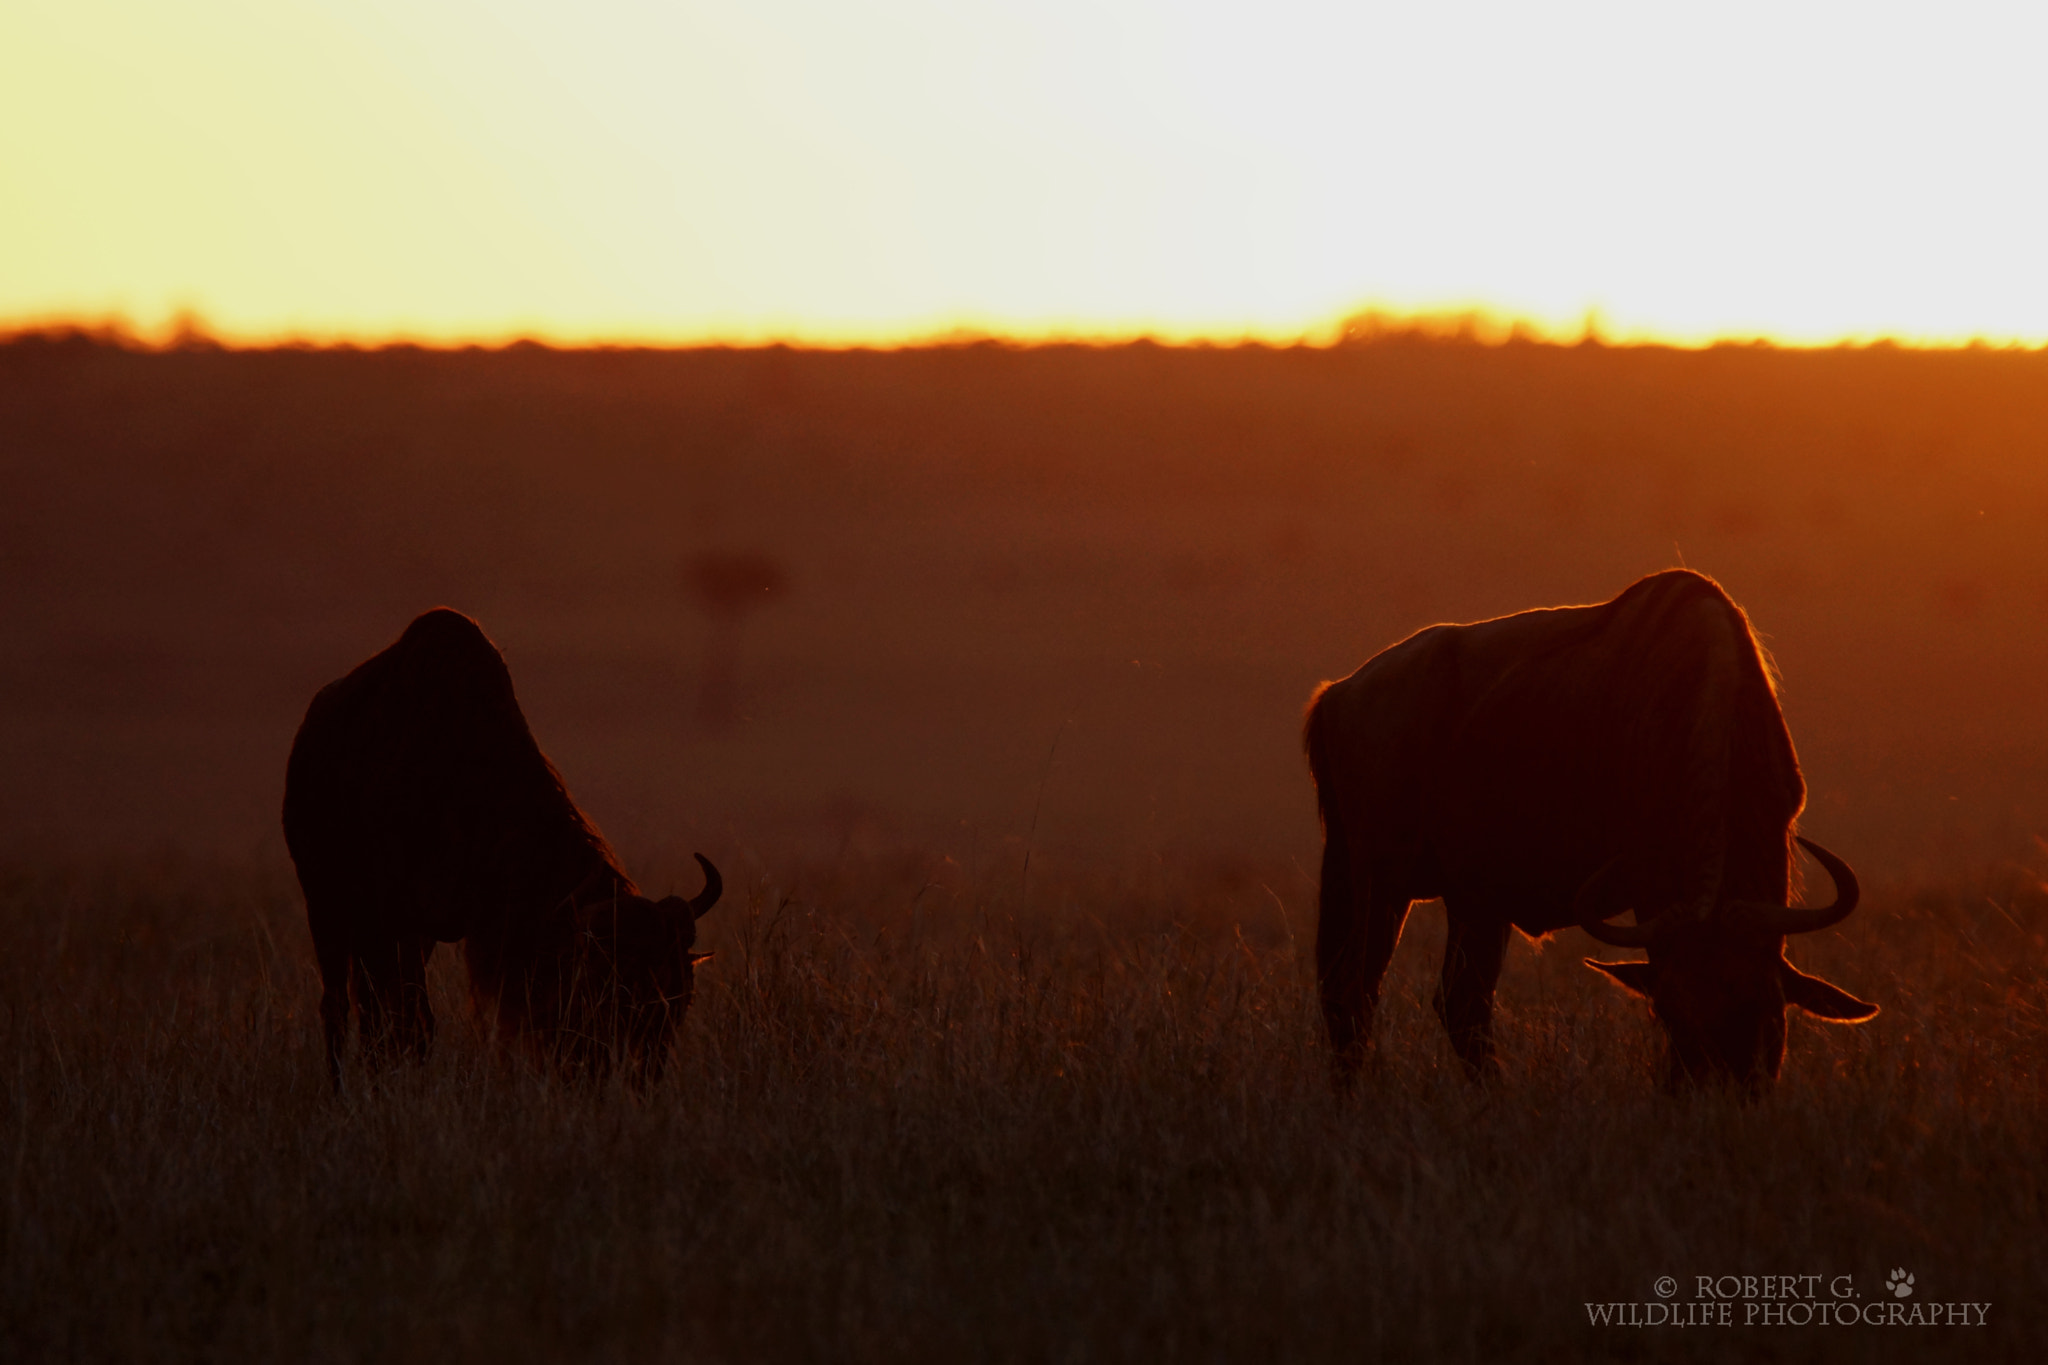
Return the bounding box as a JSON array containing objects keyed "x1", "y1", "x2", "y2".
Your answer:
[{"x1": 1304, "y1": 570, "x2": 1876, "y2": 1091}]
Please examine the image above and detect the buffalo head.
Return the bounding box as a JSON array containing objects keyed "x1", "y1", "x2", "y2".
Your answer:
[
  {"x1": 1579, "y1": 838, "x2": 1878, "y2": 1090},
  {"x1": 565, "y1": 853, "x2": 722, "y2": 1082}
]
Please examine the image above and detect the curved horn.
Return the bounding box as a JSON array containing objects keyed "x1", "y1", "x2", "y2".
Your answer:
[
  {"x1": 686, "y1": 852, "x2": 723, "y2": 919},
  {"x1": 1724, "y1": 836, "x2": 1860, "y2": 936},
  {"x1": 1574, "y1": 855, "x2": 1680, "y2": 947}
]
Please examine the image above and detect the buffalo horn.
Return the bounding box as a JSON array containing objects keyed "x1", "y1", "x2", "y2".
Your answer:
[
  {"x1": 685, "y1": 852, "x2": 723, "y2": 919},
  {"x1": 1574, "y1": 856, "x2": 1680, "y2": 948},
  {"x1": 1724, "y1": 837, "x2": 1860, "y2": 936}
]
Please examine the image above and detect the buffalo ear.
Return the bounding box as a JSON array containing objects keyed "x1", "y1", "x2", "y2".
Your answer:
[
  {"x1": 1781, "y1": 960, "x2": 1879, "y2": 1022},
  {"x1": 1584, "y1": 958, "x2": 1657, "y2": 997}
]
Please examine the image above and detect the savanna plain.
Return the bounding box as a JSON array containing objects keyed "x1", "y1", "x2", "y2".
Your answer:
[{"x1": 2, "y1": 333, "x2": 2043, "y2": 1361}]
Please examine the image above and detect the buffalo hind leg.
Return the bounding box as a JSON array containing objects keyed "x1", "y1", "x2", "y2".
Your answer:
[
  {"x1": 352, "y1": 936, "x2": 436, "y2": 1072},
  {"x1": 305, "y1": 898, "x2": 354, "y2": 1091},
  {"x1": 1316, "y1": 834, "x2": 1412, "y2": 1086},
  {"x1": 1434, "y1": 911, "x2": 1510, "y2": 1080},
  {"x1": 315, "y1": 939, "x2": 352, "y2": 1091}
]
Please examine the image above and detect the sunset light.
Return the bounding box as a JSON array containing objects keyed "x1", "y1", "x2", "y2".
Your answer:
[
  {"x1": 7, "y1": 0, "x2": 2047, "y2": 346},
  {"x1": 13, "y1": 3, "x2": 2048, "y2": 1352}
]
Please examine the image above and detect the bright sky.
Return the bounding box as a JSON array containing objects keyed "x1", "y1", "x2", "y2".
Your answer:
[{"x1": 4, "y1": 1, "x2": 2045, "y2": 346}]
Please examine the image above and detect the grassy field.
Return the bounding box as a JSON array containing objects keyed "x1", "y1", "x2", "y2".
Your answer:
[
  {"x1": 1, "y1": 849, "x2": 2040, "y2": 1362},
  {"x1": 3, "y1": 332, "x2": 2047, "y2": 1359}
]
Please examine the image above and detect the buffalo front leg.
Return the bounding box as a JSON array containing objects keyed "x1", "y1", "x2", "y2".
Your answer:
[
  {"x1": 1316, "y1": 835, "x2": 1412, "y2": 1086},
  {"x1": 308, "y1": 907, "x2": 353, "y2": 1092},
  {"x1": 351, "y1": 936, "x2": 437, "y2": 1070},
  {"x1": 1434, "y1": 911, "x2": 1510, "y2": 1080}
]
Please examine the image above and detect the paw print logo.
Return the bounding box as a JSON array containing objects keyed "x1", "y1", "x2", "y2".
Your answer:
[{"x1": 1886, "y1": 1269, "x2": 1914, "y2": 1299}]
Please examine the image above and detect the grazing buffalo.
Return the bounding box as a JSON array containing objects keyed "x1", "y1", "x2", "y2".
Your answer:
[
  {"x1": 284, "y1": 609, "x2": 721, "y2": 1088},
  {"x1": 1304, "y1": 569, "x2": 1876, "y2": 1090}
]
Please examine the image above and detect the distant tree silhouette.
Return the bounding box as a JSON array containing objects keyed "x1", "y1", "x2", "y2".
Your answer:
[
  {"x1": 686, "y1": 550, "x2": 788, "y2": 727},
  {"x1": 167, "y1": 309, "x2": 222, "y2": 352}
]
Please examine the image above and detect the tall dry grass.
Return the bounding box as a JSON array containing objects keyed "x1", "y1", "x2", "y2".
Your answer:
[{"x1": 2, "y1": 851, "x2": 2040, "y2": 1362}]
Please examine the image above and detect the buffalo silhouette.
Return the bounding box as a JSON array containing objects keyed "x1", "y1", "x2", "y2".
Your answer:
[
  {"x1": 284, "y1": 609, "x2": 720, "y2": 1088},
  {"x1": 1305, "y1": 569, "x2": 1876, "y2": 1090}
]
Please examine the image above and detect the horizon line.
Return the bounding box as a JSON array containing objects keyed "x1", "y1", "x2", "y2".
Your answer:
[{"x1": 8, "y1": 307, "x2": 2048, "y2": 357}]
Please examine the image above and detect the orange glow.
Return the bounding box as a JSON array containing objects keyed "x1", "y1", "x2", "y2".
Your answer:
[{"x1": 6, "y1": 1, "x2": 2047, "y2": 347}]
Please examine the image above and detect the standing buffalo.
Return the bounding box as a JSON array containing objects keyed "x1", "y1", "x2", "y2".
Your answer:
[
  {"x1": 1304, "y1": 570, "x2": 1876, "y2": 1090},
  {"x1": 284, "y1": 609, "x2": 721, "y2": 1088}
]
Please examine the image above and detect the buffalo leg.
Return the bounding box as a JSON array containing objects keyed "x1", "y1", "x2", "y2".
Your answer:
[
  {"x1": 351, "y1": 936, "x2": 436, "y2": 1069},
  {"x1": 1434, "y1": 910, "x2": 1510, "y2": 1079},
  {"x1": 1316, "y1": 834, "x2": 1412, "y2": 1084},
  {"x1": 308, "y1": 905, "x2": 353, "y2": 1091}
]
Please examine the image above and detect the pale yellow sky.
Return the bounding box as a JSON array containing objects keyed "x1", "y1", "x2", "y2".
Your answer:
[{"x1": 4, "y1": 1, "x2": 2045, "y2": 346}]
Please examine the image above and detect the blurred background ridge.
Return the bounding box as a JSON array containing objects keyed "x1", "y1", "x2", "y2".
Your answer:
[{"x1": 5, "y1": 333, "x2": 2046, "y2": 886}]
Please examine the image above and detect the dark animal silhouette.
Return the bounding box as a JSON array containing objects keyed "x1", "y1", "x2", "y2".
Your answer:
[
  {"x1": 1304, "y1": 569, "x2": 1876, "y2": 1090},
  {"x1": 283, "y1": 609, "x2": 721, "y2": 1088}
]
